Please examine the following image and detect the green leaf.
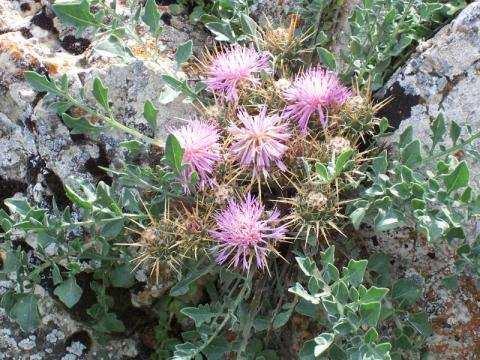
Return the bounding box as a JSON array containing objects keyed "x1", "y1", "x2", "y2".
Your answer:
[
  {"x1": 64, "y1": 184, "x2": 93, "y2": 210},
  {"x1": 92, "y1": 77, "x2": 109, "y2": 109},
  {"x1": 175, "y1": 40, "x2": 193, "y2": 66},
  {"x1": 52, "y1": 264, "x2": 63, "y2": 285},
  {"x1": 52, "y1": 0, "x2": 99, "y2": 31},
  {"x1": 360, "y1": 286, "x2": 389, "y2": 303},
  {"x1": 143, "y1": 100, "x2": 158, "y2": 130},
  {"x1": 442, "y1": 275, "x2": 459, "y2": 290},
  {"x1": 295, "y1": 299, "x2": 317, "y2": 318},
  {"x1": 407, "y1": 312, "x2": 433, "y2": 337},
  {"x1": 25, "y1": 71, "x2": 62, "y2": 95},
  {"x1": 375, "y1": 209, "x2": 402, "y2": 232},
  {"x1": 0, "y1": 209, "x2": 13, "y2": 232},
  {"x1": 295, "y1": 256, "x2": 318, "y2": 277},
  {"x1": 205, "y1": 21, "x2": 236, "y2": 42},
  {"x1": 62, "y1": 113, "x2": 100, "y2": 135},
  {"x1": 165, "y1": 134, "x2": 184, "y2": 173},
  {"x1": 3, "y1": 251, "x2": 22, "y2": 273},
  {"x1": 54, "y1": 277, "x2": 82, "y2": 308},
  {"x1": 315, "y1": 163, "x2": 330, "y2": 182},
  {"x1": 444, "y1": 161, "x2": 469, "y2": 193},
  {"x1": 120, "y1": 140, "x2": 144, "y2": 155},
  {"x1": 360, "y1": 301, "x2": 381, "y2": 326},
  {"x1": 170, "y1": 265, "x2": 212, "y2": 296},
  {"x1": 142, "y1": 0, "x2": 161, "y2": 35},
  {"x1": 392, "y1": 279, "x2": 422, "y2": 306},
  {"x1": 314, "y1": 333, "x2": 335, "y2": 356},
  {"x1": 111, "y1": 264, "x2": 135, "y2": 288},
  {"x1": 96, "y1": 312, "x2": 125, "y2": 333},
  {"x1": 239, "y1": 13, "x2": 258, "y2": 38},
  {"x1": 172, "y1": 342, "x2": 199, "y2": 360},
  {"x1": 430, "y1": 114, "x2": 446, "y2": 151},
  {"x1": 100, "y1": 217, "x2": 124, "y2": 238},
  {"x1": 372, "y1": 151, "x2": 388, "y2": 175},
  {"x1": 317, "y1": 47, "x2": 337, "y2": 70},
  {"x1": 273, "y1": 305, "x2": 293, "y2": 329},
  {"x1": 350, "y1": 207, "x2": 367, "y2": 230},
  {"x1": 401, "y1": 140, "x2": 422, "y2": 167},
  {"x1": 335, "y1": 148, "x2": 355, "y2": 174},
  {"x1": 399, "y1": 126, "x2": 413, "y2": 148},
  {"x1": 181, "y1": 305, "x2": 217, "y2": 327},
  {"x1": 299, "y1": 339, "x2": 316, "y2": 360},
  {"x1": 95, "y1": 35, "x2": 134, "y2": 60},
  {"x1": 288, "y1": 283, "x2": 320, "y2": 304},
  {"x1": 344, "y1": 259, "x2": 368, "y2": 287},
  {"x1": 364, "y1": 328, "x2": 379, "y2": 343},
  {"x1": 450, "y1": 121, "x2": 461, "y2": 145},
  {"x1": 4, "y1": 197, "x2": 31, "y2": 216},
  {"x1": 11, "y1": 294, "x2": 40, "y2": 332},
  {"x1": 368, "y1": 253, "x2": 390, "y2": 274}
]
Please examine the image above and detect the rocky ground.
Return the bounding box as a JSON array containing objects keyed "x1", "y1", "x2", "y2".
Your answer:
[{"x1": 1, "y1": 0, "x2": 480, "y2": 358}]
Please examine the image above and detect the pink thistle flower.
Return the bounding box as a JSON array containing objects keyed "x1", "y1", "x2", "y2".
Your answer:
[
  {"x1": 205, "y1": 45, "x2": 270, "y2": 102},
  {"x1": 210, "y1": 194, "x2": 287, "y2": 271},
  {"x1": 228, "y1": 107, "x2": 291, "y2": 178},
  {"x1": 170, "y1": 119, "x2": 221, "y2": 189},
  {"x1": 283, "y1": 67, "x2": 350, "y2": 133}
]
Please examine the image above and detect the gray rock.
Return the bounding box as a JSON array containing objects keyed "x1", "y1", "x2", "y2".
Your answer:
[
  {"x1": 373, "y1": 2, "x2": 480, "y2": 358},
  {"x1": 380, "y1": 2, "x2": 480, "y2": 190}
]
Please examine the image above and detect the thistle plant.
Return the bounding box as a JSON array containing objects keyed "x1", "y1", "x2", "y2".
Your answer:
[{"x1": 2, "y1": 3, "x2": 475, "y2": 359}]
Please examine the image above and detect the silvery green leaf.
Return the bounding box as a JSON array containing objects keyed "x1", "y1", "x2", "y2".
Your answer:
[
  {"x1": 92, "y1": 77, "x2": 109, "y2": 109},
  {"x1": 143, "y1": 0, "x2": 161, "y2": 35},
  {"x1": 444, "y1": 161, "x2": 469, "y2": 193},
  {"x1": 54, "y1": 277, "x2": 82, "y2": 308},
  {"x1": 52, "y1": 0, "x2": 99, "y2": 32},
  {"x1": 175, "y1": 40, "x2": 193, "y2": 66}
]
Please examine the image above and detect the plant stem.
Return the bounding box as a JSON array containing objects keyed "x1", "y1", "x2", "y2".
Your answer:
[
  {"x1": 195, "y1": 272, "x2": 252, "y2": 356},
  {"x1": 65, "y1": 95, "x2": 160, "y2": 146},
  {"x1": 430, "y1": 130, "x2": 480, "y2": 161}
]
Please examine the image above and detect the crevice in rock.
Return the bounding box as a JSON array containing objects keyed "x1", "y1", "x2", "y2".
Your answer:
[
  {"x1": 65, "y1": 330, "x2": 92, "y2": 356},
  {"x1": 0, "y1": 177, "x2": 28, "y2": 212},
  {"x1": 84, "y1": 143, "x2": 113, "y2": 185},
  {"x1": 26, "y1": 155, "x2": 46, "y2": 184},
  {"x1": 376, "y1": 81, "x2": 422, "y2": 130},
  {"x1": 60, "y1": 35, "x2": 91, "y2": 55},
  {"x1": 19, "y1": 27, "x2": 33, "y2": 39},
  {"x1": 31, "y1": 7, "x2": 58, "y2": 34},
  {"x1": 20, "y1": 3, "x2": 31, "y2": 12},
  {"x1": 44, "y1": 170, "x2": 72, "y2": 209},
  {"x1": 161, "y1": 12, "x2": 173, "y2": 26}
]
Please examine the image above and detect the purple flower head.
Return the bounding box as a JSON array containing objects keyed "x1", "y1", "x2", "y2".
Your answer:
[
  {"x1": 170, "y1": 118, "x2": 221, "y2": 189},
  {"x1": 205, "y1": 45, "x2": 270, "y2": 102},
  {"x1": 210, "y1": 194, "x2": 287, "y2": 271},
  {"x1": 228, "y1": 107, "x2": 291, "y2": 178},
  {"x1": 283, "y1": 67, "x2": 350, "y2": 133}
]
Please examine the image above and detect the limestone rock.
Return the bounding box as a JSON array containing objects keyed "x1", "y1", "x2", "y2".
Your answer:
[{"x1": 374, "y1": 2, "x2": 480, "y2": 358}]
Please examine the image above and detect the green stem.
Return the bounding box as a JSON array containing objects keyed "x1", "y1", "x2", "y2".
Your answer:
[
  {"x1": 194, "y1": 273, "x2": 252, "y2": 356},
  {"x1": 430, "y1": 130, "x2": 480, "y2": 161},
  {"x1": 65, "y1": 95, "x2": 159, "y2": 146}
]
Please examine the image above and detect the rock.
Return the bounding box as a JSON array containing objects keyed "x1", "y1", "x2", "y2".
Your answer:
[
  {"x1": 374, "y1": 2, "x2": 480, "y2": 358},
  {"x1": 380, "y1": 2, "x2": 480, "y2": 188},
  {"x1": 82, "y1": 58, "x2": 194, "y2": 145}
]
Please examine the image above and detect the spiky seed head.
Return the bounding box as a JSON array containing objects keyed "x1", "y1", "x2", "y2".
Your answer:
[
  {"x1": 327, "y1": 136, "x2": 351, "y2": 156},
  {"x1": 275, "y1": 78, "x2": 292, "y2": 92}
]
